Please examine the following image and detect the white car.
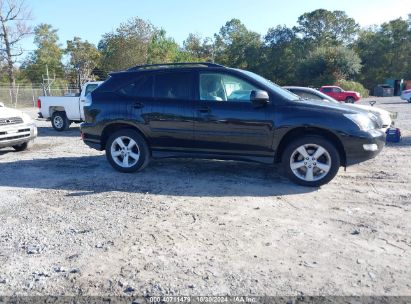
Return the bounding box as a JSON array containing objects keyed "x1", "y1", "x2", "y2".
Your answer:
[
  {"x1": 38, "y1": 81, "x2": 102, "y2": 131},
  {"x1": 0, "y1": 102, "x2": 37, "y2": 151},
  {"x1": 284, "y1": 86, "x2": 395, "y2": 131},
  {"x1": 400, "y1": 89, "x2": 411, "y2": 103}
]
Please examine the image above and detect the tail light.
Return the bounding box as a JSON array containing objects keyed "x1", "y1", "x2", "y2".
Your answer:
[{"x1": 37, "y1": 99, "x2": 41, "y2": 108}]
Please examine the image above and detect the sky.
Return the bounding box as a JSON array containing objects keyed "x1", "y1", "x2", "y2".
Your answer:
[{"x1": 18, "y1": 0, "x2": 410, "y2": 60}]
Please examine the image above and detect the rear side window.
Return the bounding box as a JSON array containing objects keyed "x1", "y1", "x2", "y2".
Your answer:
[
  {"x1": 117, "y1": 76, "x2": 153, "y2": 98},
  {"x1": 322, "y1": 88, "x2": 332, "y2": 92},
  {"x1": 154, "y1": 72, "x2": 193, "y2": 100}
]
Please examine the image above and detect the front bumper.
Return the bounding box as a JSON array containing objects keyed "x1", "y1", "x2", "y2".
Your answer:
[
  {"x1": 0, "y1": 122, "x2": 37, "y2": 149},
  {"x1": 344, "y1": 129, "x2": 386, "y2": 166}
]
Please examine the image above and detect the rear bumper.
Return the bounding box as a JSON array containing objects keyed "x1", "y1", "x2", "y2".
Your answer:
[
  {"x1": 343, "y1": 129, "x2": 386, "y2": 166},
  {"x1": 80, "y1": 122, "x2": 102, "y2": 151},
  {"x1": 0, "y1": 122, "x2": 37, "y2": 148}
]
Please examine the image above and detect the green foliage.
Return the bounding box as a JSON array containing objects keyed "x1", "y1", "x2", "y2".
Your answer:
[
  {"x1": 297, "y1": 46, "x2": 362, "y2": 87},
  {"x1": 261, "y1": 25, "x2": 304, "y2": 85},
  {"x1": 214, "y1": 19, "x2": 262, "y2": 70},
  {"x1": 354, "y1": 18, "x2": 411, "y2": 90},
  {"x1": 183, "y1": 33, "x2": 214, "y2": 62},
  {"x1": 66, "y1": 37, "x2": 101, "y2": 84},
  {"x1": 336, "y1": 79, "x2": 369, "y2": 97},
  {"x1": 21, "y1": 24, "x2": 64, "y2": 83},
  {"x1": 98, "y1": 17, "x2": 157, "y2": 73},
  {"x1": 147, "y1": 29, "x2": 180, "y2": 64},
  {"x1": 295, "y1": 9, "x2": 359, "y2": 46}
]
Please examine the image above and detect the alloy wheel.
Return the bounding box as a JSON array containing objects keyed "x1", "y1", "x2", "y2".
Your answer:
[
  {"x1": 110, "y1": 136, "x2": 140, "y2": 168},
  {"x1": 289, "y1": 143, "x2": 332, "y2": 182}
]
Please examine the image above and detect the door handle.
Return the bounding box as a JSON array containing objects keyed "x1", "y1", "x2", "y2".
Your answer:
[
  {"x1": 133, "y1": 102, "x2": 144, "y2": 109},
  {"x1": 197, "y1": 106, "x2": 210, "y2": 113}
]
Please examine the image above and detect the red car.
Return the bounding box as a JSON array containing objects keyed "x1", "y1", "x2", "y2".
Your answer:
[{"x1": 319, "y1": 86, "x2": 361, "y2": 103}]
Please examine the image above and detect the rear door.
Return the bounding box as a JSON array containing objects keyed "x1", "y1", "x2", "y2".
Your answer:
[
  {"x1": 193, "y1": 71, "x2": 274, "y2": 156},
  {"x1": 135, "y1": 71, "x2": 196, "y2": 150}
]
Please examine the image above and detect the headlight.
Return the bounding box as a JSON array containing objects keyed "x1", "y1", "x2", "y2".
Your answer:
[
  {"x1": 344, "y1": 113, "x2": 375, "y2": 131},
  {"x1": 21, "y1": 112, "x2": 33, "y2": 124}
]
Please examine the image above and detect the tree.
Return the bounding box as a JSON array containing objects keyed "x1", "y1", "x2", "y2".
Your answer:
[
  {"x1": 22, "y1": 24, "x2": 64, "y2": 84},
  {"x1": 354, "y1": 18, "x2": 411, "y2": 89},
  {"x1": 98, "y1": 17, "x2": 156, "y2": 73},
  {"x1": 0, "y1": 0, "x2": 31, "y2": 104},
  {"x1": 295, "y1": 9, "x2": 359, "y2": 46},
  {"x1": 66, "y1": 37, "x2": 100, "y2": 86},
  {"x1": 262, "y1": 25, "x2": 304, "y2": 85},
  {"x1": 214, "y1": 19, "x2": 262, "y2": 70},
  {"x1": 183, "y1": 33, "x2": 214, "y2": 62},
  {"x1": 297, "y1": 46, "x2": 362, "y2": 87},
  {"x1": 146, "y1": 29, "x2": 180, "y2": 64}
]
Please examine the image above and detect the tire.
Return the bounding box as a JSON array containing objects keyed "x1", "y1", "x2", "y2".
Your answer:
[
  {"x1": 282, "y1": 136, "x2": 341, "y2": 187},
  {"x1": 106, "y1": 129, "x2": 150, "y2": 173},
  {"x1": 345, "y1": 97, "x2": 355, "y2": 103},
  {"x1": 13, "y1": 141, "x2": 32, "y2": 151},
  {"x1": 51, "y1": 111, "x2": 71, "y2": 131}
]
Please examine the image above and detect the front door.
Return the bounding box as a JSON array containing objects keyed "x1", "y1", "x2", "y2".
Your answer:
[{"x1": 194, "y1": 72, "x2": 274, "y2": 156}]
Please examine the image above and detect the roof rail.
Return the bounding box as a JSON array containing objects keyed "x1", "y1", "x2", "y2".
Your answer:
[{"x1": 127, "y1": 62, "x2": 224, "y2": 71}]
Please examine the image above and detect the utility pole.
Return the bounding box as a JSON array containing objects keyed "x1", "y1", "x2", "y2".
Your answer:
[{"x1": 42, "y1": 65, "x2": 56, "y2": 96}]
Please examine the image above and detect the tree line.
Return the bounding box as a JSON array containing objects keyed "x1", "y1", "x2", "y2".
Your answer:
[{"x1": 1, "y1": 0, "x2": 411, "y2": 97}]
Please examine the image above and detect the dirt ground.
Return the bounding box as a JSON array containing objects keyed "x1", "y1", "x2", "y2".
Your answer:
[{"x1": 0, "y1": 97, "x2": 410, "y2": 297}]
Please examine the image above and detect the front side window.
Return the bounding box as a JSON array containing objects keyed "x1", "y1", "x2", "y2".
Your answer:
[
  {"x1": 199, "y1": 73, "x2": 259, "y2": 102},
  {"x1": 322, "y1": 88, "x2": 332, "y2": 93},
  {"x1": 333, "y1": 87, "x2": 342, "y2": 93},
  {"x1": 154, "y1": 72, "x2": 193, "y2": 100}
]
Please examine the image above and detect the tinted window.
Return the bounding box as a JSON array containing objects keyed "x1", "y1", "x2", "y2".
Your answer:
[
  {"x1": 332, "y1": 87, "x2": 342, "y2": 92},
  {"x1": 154, "y1": 72, "x2": 193, "y2": 100},
  {"x1": 322, "y1": 88, "x2": 332, "y2": 92},
  {"x1": 117, "y1": 76, "x2": 153, "y2": 98},
  {"x1": 200, "y1": 73, "x2": 259, "y2": 102}
]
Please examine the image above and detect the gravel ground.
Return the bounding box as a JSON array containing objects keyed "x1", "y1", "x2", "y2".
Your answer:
[{"x1": 0, "y1": 97, "x2": 410, "y2": 297}]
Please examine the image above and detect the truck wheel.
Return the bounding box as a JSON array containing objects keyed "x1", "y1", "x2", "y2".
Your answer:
[
  {"x1": 51, "y1": 111, "x2": 70, "y2": 131},
  {"x1": 345, "y1": 97, "x2": 355, "y2": 103},
  {"x1": 282, "y1": 136, "x2": 340, "y2": 187},
  {"x1": 13, "y1": 141, "x2": 32, "y2": 151},
  {"x1": 106, "y1": 129, "x2": 150, "y2": 173}
]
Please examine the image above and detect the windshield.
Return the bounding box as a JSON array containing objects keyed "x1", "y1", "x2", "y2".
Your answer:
[{"x1": 237, "y1": 69, "x2": 301, "y2": 101}]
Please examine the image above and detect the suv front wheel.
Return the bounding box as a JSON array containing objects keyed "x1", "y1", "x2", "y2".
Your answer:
[
  {"x1": 106, "y1": 129, "x2": 150, "y2": 173},
  {"x1": 282, "y1": 136, "x2": 340, "y2": 187}
]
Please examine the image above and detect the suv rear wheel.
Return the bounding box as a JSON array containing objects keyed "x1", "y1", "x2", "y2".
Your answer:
[
  {"x1": 282, "y1": 136, "x2": 340, "y2": 187},
  {"x1": 106, "y1": 129, "x2": 150, "y2": 173}
]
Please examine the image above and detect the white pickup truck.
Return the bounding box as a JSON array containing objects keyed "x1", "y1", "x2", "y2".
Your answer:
[{"x1": 37, "y1": 81, "x2": 102, "y2": 131}]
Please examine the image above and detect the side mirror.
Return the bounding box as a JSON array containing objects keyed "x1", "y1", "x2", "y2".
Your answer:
[{"x1": 251, "y1": 90, "x2": 269, "y2": 106}]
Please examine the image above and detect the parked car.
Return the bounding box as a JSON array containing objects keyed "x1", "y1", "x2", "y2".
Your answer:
[
  {"x1": 319, "y1": 86, "x2": 361, "y2": 103},
  {"x1": 284, "y1": 86, "x2": 395, "y2": 131},
  {"x1": 400, "y1": 89, "x2": 411, "y2": 103},
  {"x1": 0, "y1": 102, "x2": 37, "y2": 151},
  {"x1": 37, "y1": 81, "x2": 102, "y2": 131},
  {"x1": 80, "y1": 63, "x2": 385, "y2": 187}
]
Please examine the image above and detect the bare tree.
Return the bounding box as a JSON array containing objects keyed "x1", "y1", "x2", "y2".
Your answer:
[{"x1": 0, "y1": 0, "x2": 31, "y2": 105}]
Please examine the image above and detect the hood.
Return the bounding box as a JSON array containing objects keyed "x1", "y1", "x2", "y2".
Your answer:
[
  {"x1": 0, "y1": 106, "x2": 24, "y2": 119},
  {"x1": 298, "y1": 99, "x2": 366, "y2": 114},
  {"x1": 345, "y1": 91, "x2": 360, "y2": 95}
]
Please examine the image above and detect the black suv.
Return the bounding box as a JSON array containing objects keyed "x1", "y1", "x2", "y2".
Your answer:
[{"x1": 80, "y1": 63, "x2": 385, "y2": 187}]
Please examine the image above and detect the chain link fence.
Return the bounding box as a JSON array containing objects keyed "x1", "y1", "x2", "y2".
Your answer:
[{"x1": 0, "y1": 85, "x2": 80, "y2": 108}]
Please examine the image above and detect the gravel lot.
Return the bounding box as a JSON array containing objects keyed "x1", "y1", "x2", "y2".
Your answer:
[{"x1": 0, "y1": 97, "x2": 410, "y2": 297}]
